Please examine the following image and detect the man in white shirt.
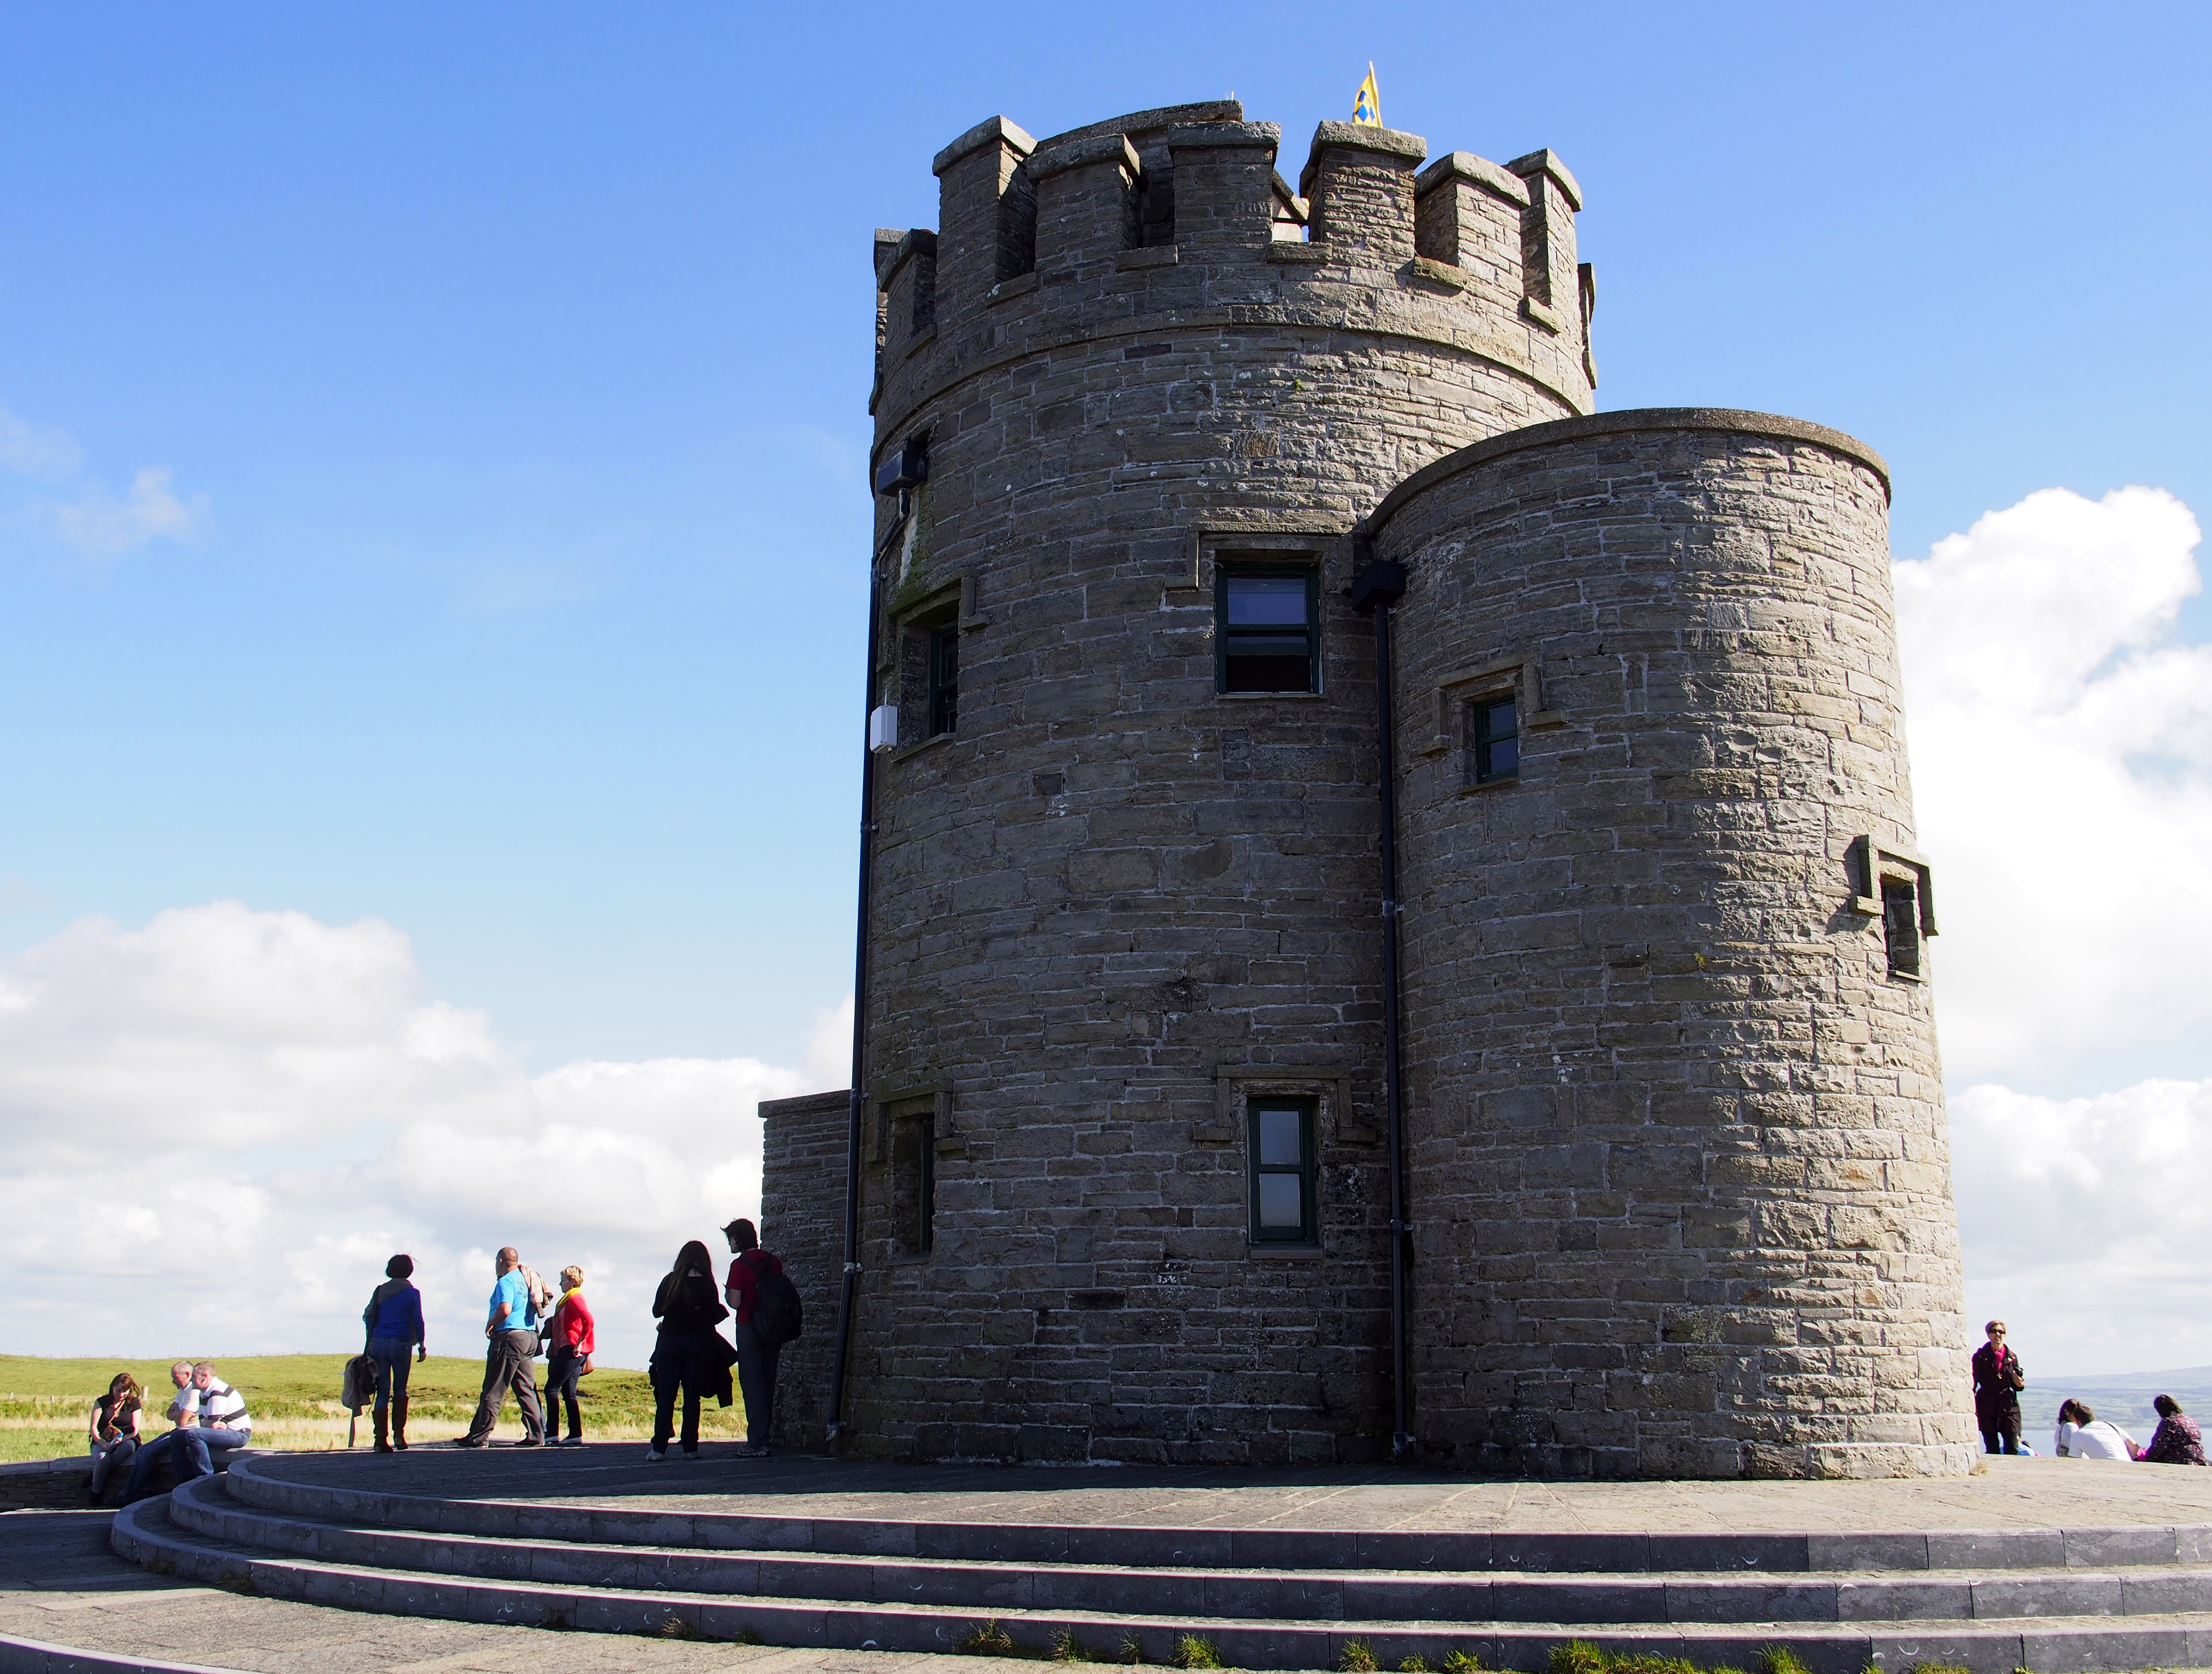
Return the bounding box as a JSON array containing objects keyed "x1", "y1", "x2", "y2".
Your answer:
[
  {"x1": 2053, "y1": 1399, "x2": 2141, "y2": 1461},
  {"x1": 173, "y1": 1361, "x2": 253, "y2": 1485}
]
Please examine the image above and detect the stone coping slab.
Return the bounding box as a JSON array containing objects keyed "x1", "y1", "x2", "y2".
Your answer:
[{"x1": 242, "y1": 1445, "x2": 2212, "y2": 1531}]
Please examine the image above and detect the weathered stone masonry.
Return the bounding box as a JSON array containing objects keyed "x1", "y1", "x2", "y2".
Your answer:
[{"x1": 757, "y1": 96, "x2": 1974, "y2": 1477}]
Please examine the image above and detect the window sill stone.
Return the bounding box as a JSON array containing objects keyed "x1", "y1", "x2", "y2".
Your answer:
[
  {"x1": 892, "y1": 731, "x2": 955, "y2": 764},
  {"x1": 1247, "y1": 1243, "x2": 1327, "y2": 1259}
]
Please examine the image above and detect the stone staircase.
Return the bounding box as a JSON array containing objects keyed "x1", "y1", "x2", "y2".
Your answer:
[{"x1": 110, "y1": 1454, "x2": 2212, "y2": 1673}]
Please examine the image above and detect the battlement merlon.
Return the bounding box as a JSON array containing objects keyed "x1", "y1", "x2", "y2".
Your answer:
[
  {"x1": 1301, "y1": 122, "x2": 1428, "y2": 263},
  {"x1": 933, "y1": 116, "x2": 1037, "y2": 325},
  {"x1": 1506, "y1": 147, "x2": 1583, "y2": 329},
  {"x1": 1166, "y1": 122, "x2": 1282, "y2": 258},
  {"x1": 1029, "y1": 134, "x2": 1143, "y2": 276}
]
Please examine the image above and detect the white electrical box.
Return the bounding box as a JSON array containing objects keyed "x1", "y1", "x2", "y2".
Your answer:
[{"x1": 868, "y1": 704, "x2": 899, "y2": 751}]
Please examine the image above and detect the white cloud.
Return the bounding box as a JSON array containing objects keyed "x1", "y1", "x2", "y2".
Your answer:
[
  {"x1": 0, "y1": 400, "x2": 84, "y2": 479},
  {"x1": 1896, "y1": 487, "x2": 2212, "y2": 1086},
  {"x1": 1899, "y1": 485, "x2": 2212, "y2": 1372},
  {"x1": 0, "y1": 395, "x2": 207, "y2": 558},
  {"x1": 0, "y1": 902, "x2": 845, "y2": 1369},
  {"x1": 1951, "y1": 1077, "x2": 2212, "y2": 1372},
  {"x1": 44, "y1": 465, "x2": 209, "y2": 557}
]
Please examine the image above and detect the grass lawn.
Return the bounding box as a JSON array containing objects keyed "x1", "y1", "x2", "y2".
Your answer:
[{"x1": 0, "y1": 1352, "x2": 750, "y2": 1464}]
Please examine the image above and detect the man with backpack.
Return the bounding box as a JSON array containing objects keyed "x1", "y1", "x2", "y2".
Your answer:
[{"x1": 721, "y1": 1217, "x2": 799, "y2": 1457}]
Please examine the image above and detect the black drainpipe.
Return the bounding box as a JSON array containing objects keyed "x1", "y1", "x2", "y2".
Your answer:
[
  {"x1": 1351, "y1": 548, "x2": 1412, "y2": 1461},
  {"x1": 826, "y1": 452, "x2": 922, "y2": 1446}
]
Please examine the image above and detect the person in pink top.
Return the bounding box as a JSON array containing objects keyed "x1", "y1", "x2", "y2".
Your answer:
[{"x1": 544, "y1": 1266, "x2": 596, "y2": 1446}]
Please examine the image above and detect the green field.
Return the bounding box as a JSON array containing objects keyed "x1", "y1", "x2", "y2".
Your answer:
[{"x1": 0, "y1": 1353, "x2": 750, "y2": 1464}]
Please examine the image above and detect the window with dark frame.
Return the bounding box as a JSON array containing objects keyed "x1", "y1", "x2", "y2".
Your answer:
[
  {"x1": 1468, "y1": 693, "x2": 1519, "y2": 785},
  {"x1": 927, "y1": 621, "x2": 959, "y2": 737},
  {"x1": 1217, "y1": 567, "x2": 1319, "y2": 694},
  {"x1": 1247, "y1": 1097, "x2": 1317, "y2": 1244},
  {"x1": 1883, "y1": 878, "x2": 1923, "y2": 980}
]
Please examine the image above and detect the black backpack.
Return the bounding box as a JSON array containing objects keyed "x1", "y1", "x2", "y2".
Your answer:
[{"x1": 746, "y1": 1254, "x2": 803, "y2": 1347}]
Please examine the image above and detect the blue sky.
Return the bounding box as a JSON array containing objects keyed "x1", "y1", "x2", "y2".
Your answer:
[
  {"x1": 4, "y1": 4, "x2": 2212, "y2": 1369},
  {"x1": 3, "y1": 2, "x2": 2205, "y2": 1070}
]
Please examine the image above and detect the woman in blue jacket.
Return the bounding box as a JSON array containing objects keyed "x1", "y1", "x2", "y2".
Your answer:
[{"x1": 363, "y1": 1254, "x2": 427, "y2": 1452}]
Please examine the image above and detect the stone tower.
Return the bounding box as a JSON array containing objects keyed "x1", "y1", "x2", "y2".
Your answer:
[{"x1": 759, "y1": 96, "x2": 1975, "y2": 1478}]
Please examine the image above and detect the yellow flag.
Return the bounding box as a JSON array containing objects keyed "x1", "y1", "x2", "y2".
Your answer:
[{"x1": 1352, "y1": 64, "x2": 1381, "y2": 127}]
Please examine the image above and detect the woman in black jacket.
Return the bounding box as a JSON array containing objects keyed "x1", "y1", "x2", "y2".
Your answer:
[{"x1": 648, "y1": 1240, "x2": 729, "y2": 1460}]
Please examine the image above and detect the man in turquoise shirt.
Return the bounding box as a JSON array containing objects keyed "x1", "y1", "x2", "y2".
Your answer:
[{"x1": 454, "y1": 1248, "x2": 545, "y2": 1447}]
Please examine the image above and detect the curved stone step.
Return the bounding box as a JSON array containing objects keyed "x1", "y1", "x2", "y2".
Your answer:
[
  {"x1": 217, "y1": 1454, "x2": 2212, "y2": 1575},
  {"x1": 0, "y1": 1633, "x2": 248, "y2": 1674},
  {"x1": 111, "y1": 1495, "x2": 2212, "y2": 1674},
  {"x1": 160, "y1": 1474, "x2": 2212, "y2": 1626}
]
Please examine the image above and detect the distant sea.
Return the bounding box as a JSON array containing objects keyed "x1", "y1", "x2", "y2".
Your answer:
[{"x1": 2017, "y1": 1367, "x2": 2212, "y2": 1447}]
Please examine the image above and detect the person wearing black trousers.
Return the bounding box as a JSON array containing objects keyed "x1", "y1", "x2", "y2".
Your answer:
[
  {"x1": 1972, "y1": 1319, "x2": 2025, "y2": 1454},
  {"x1": 646, "y1": 1241, "x2": 729, "y2": 1461}
]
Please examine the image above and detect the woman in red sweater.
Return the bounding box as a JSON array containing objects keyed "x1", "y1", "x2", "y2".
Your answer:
[{"x1": 545, "y1": 1265, "x2": 595, "y2": 1445}]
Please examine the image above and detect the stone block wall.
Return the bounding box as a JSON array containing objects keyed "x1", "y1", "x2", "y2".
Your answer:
[
  {"x1": 757, "y1": 1089, "x2": 849, "y2": 1451},
  {"x1": 1369, "y1": 410, "x2": 1975, "y2": 1478}
]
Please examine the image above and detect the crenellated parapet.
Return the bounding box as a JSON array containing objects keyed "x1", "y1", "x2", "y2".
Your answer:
[{"x1": 869, "y1": 100, "x2": 1596, "y2": 453}]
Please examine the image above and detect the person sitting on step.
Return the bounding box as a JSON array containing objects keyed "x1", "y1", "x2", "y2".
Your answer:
[
  {"x1": 117, "y1": 1361, "x2": 199, "y2": 1503},
  {"x1": 86, "y1": 1372, "x2": 143, "y2": 1505},
  {"x1": 172, "y1": 1361, "x2": 254, "y2": 1484}
]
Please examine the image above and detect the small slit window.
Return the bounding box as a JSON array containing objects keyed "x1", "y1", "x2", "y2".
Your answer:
[
  {"x1": 927, "y1": 622, "x2": 959, "y2": 737},
  {"x1": 1218, "y1": 568, "x2": 1319, "y2": 694},
  {"x1": 1469, "y1": 694, "x2": 1519, "y2": 785},
  {"x1": 1883, "y1": 878, "x2": 1923, "y2": 981},
  {"x1": 1247, "y1": 1098, "x2": 1317, "y2": 1244}
]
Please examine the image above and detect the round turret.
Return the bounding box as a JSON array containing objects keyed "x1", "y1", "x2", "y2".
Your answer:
[{"x1": 1369, "y1": 411, "x2": 1973, "y2": 1477}]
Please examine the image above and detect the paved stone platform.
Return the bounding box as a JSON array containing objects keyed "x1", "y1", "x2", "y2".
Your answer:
[{"x1": 245, "y1": 1443, "x2": 2212, "y2": 1534}]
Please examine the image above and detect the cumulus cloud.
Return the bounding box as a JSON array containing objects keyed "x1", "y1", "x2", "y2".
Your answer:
[
  {"x1": 1898, "y1": 485, "x2": 2212, "y2": 1372},
  {"x1": 1895, "y1": 487, "x2": 2212, "y2": 1086},
  {"x1": 1950, "y1": 1077, "x2": 2212, "y2": 1372},
  {"x1": 0, "y1": 903, "x2": 843, "y2": 1368}
]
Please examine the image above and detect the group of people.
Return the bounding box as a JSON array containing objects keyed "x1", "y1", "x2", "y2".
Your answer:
[
  {"x1": 86, "y1": 1360, "x2": 255, "y2": 1505},
  {"x1": 86, "y1": 1216, "x2": 788, "y2": 1502},
  {"x1": 1972, "y1": 1318, "x2": 2209, "y2": 1465},
  {"x1": 361, "y1": 1215, "x2": 785, "y2": 1460}
]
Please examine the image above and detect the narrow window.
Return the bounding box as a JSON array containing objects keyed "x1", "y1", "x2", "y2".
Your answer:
[
  {"x1": 1247, "y1": 1098, "x2": 1317, "y2": 1244},
  {"x1": 1469, "y1": 694, "x2": 1519, "y2": 785},
  {"x1": 1217, "y1": 568, "x2": 1319, "y2": 693},
  {"x1": 890, "y1": 1114, "x2": 936, "y2": 1257},
  {"x1": 1883, "y1": 879, "x2": 1923, "y2": 980},
  {"x1": 927, "y1": 621, "x2": 959, "y2": 737}
]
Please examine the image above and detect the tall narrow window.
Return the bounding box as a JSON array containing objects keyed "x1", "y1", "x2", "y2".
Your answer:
[
  {"x1": 1218, "y1": 568, "x2": 1319, "y2": 693},
  {"x1": 890, "y1": 1114, "x2": 936, "y2": 1257},
  {"x1": 1469, "y1": 694, "x2": 1519, "y2": 785},
  {"x1": 1247, "y1": 1098, "x2": 1317, "y2": 1244},
  {"x1": 1883, "y1": 878, "x2": 1923, "y2": 980},
  {"x1": 927, "y1": 622, "x2": 959, "y2": 737}
]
